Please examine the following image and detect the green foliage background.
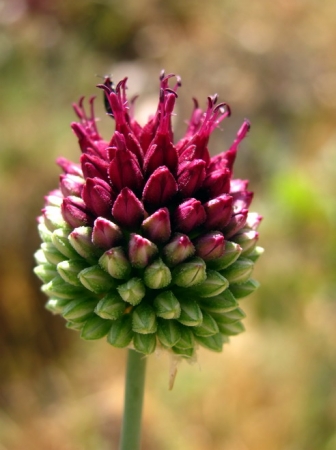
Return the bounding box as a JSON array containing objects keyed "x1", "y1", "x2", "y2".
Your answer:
[{"x1": 1, "y1": 1, "x2": 336, "y2": 449}]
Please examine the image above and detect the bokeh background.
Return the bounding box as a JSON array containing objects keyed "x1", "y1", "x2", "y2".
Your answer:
[{"x1": 1, "y1": 0, "x2": 336, "y2": 449}]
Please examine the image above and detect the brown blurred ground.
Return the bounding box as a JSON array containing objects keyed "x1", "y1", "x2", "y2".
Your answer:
[{"x1": 1, "y1": 0, "x2": 336, "y2": 449}]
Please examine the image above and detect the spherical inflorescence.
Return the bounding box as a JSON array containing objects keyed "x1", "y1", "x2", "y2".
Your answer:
[{"x1": 34, "y1": 72, "x2": 263, "y2": 358}]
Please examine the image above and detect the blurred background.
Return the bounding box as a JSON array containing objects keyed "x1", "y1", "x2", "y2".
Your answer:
[{"x1": 1, "y1": 0, "x2": 336, "y2": 449}]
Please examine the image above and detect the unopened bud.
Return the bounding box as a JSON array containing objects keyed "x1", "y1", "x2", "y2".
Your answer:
[
  {"x1": 230, "y1": 279, "x2": 260, "y2": 298},
  {"x1": 213, "y1": 307, "x2": 246, "y2": 325},
  {"x1": 246, "y1": 246, "x2": 264, "y2": 262},
  {"x1": 61, "y1": 196, "x2": 93, "y2": 228},
  {"x1": 41, "y1": 242, "x2": 66, "y2": 265},
  {"x1": 66, "y1": 321, "x2": 85, "y2": 331},
  {"x1": 172, "y1": 257, "x2": 206, "y2": 288},
  {"x1": 217, "y1": 320, "x2": 245, "y2": 336},
  {"x1": 43, "y1": 206, "x2": 67, "y2": 231},
  {"x1": 193, "y1": 311, "x2": 219, "y2": 337},
  {"x1": 200, "y1": 289, "x2": 238, "y2": 313},
  {"x1": 68, "y1": 226, "x2": 101, "y2": 263},
  {"x1": 156, "y1": 319, "x2": 181, "y2": 347},
  {"x1": 162, "y1": 233, "x2": 195, "y2": 267},
  {"x1": 178, "y1": 298, "x2": 203, "y2": 327},
  {"x1": 34, "y1": 249, "x2": 47, "y2": 265},
  {"x1": 132, "y1": 303, "x2": 157, "y2": 334},
  {"x1": 117, "y1": 278, "x2": 146, "y2": 305},
  {"x1": 107, "y1": 315, "x2": 133, "y2": 348},
  {"x1": 232, "y1": 230, "x2": 259, "y2": 255},
  {"x1": 99, "y1": 247, "x2": 131, "y2": 279},
  {"x1": 187, "y1": 270, "x2": 229, "y2": 298},
  {"x1": 92, "y1": 217, "x2": 123, "y2": 249},
  {"x1": 223, "y1": 209, "x2": 248, "y2": 238},
  {"x1": 141, "y1": 208, "x2": 171, "y2": 243},
  {"x1": 143, "y1": 258, "x2": 172, "y2": 289},
  {"x1": 57, "y1": 259, "x2": 87, "y2": 286},
  {"x1": 207, "y1": 241, "x2": 242, "y2": 271},
  {"x1": 194, "y1": 332, "x2": 223, "y2": 352},
  {"x1": 133, "y1": 332, "x2": 157, "y2": 354},
  {"x1": 81, "y1": 315, "x2": 111, "y2": 340},
  {"x1": 194, "y1": 232, "x2": 225, "y2": 261},
  {"x1": 34, "y1": 263, "x2": 58, "y2": 283},
  {"x1": 52, "y1": 228, "x2": 79, "y2": 259},
  {"x1": 62, "y1": 298, "x2": 97, "y2": 321},
  {"x1": 38, "y1": 222, "x2": 53, "y2": 243},
  {"x1": 42, "y1": 275, "x2": 85, "y2": 299},
  {"x1": 174, "y1": 326, "x2": 195, "y2": 349},
  {"x1": 45, "y1": 297, "x2": 70, "y2": 314},
  {"x1": 78, "y1": 265, "x2": 118, "y2": 293},
  {"x1": 95, "y1": 292, "x2": 126, "y2": 320},
  {"x1": 221, "y1": 257, "x2": 254, "y2": 284},
  {"x1": 172, "y1": 346, "x2": 195, "y2": 358},
  {"x1": 153, "y1": 291, "x2": 181, "y2": 319},
  {"x1": 128, "y1": 234, "x2": 158, "y2": 268}
]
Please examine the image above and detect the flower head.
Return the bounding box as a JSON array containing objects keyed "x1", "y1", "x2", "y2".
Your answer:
[{"x1": 34, "y1": 72, "x2": 263, "y2": 358}]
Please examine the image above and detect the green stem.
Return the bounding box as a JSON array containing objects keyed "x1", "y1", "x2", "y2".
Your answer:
[{"x1": 119, "y1": 349, "x2": 147, "y2": 450}]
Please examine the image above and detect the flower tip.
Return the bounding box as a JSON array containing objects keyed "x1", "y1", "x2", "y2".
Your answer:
[{"x1": 237, "y1": 119, "x2": 251, "y2": 140}]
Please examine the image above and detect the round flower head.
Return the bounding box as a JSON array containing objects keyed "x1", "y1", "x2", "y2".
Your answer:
[{"x1": 34, "y1": 72, "x2": 263, "y2": 359}]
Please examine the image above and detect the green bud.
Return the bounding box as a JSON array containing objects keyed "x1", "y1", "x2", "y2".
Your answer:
[
  {"x1": 153, "y1": 291, "x2": 181, "y2": 319},
  {"x1": 193, "y1": 311, "x2": 219, "y2": 337},
  {"x1": 206, "y1": 241, "x2": 242, "y2": 271},
  {"x1": 95, "y1": 293, "x2": 126, "y2": 320},
  {"x1": 34, "y1": 263, "x2": 58, "y2": 283},
  {"x1": 57, "y1": 259, "x2": 88, "y2": 286},
  {"x1": 52, "y1": 228, "x2": 79, "y2": 259},
  {"x1": 45, "y1": 297, "x2": 70, "y2": 314},
  {"x1": 220, "y1": 257, "x2": 254, "y2": 284},
  {"x1": 162, "y1": 233, "x2": 195, "y2": 267},
  {"x1": 69, "y1": 227, "x2": 101, "y2": 263},
  {"x1": 212, "y1": 307, "x2": 246, "y2": 325},
  {"x1": 217, "y1": 320, "x2": 245, "y2": 336},
  {"x1": 200, "y1": 289, "x2": 238, "y2": 313},
  {"x1": 143, "y1": 258, "x2": 172, "y2": 289},
  {"x1": 178, "y1": 299, "x2": 203, "y2": 327},
  {"x1": 99, "y1": 247, "x2": 131, "y2": 280},
  {"x1": 78, "y1": 265, "x2": 118, "y2": 293},
  {"x1": 62, "y1": 298, "x2": 97, "y2": 321},
  {"x1": 174, "y1": 326, "x2": 195, "y2": 349},
  {"x1": 133, "y1": 333, "x2": 157, "y2": 355},
  {"x1": 41, "y1": 242, "x2": 66, "y2": 265},
  {"x1": 232, "y1": 230, "x2": 259, "y2": 255},
  {"x1": 117, "y1": 278, "x2": 146, "y2": 306},
  {"x1": 156, "y1": 319, "x2": 181, "y2": 347},
  {"x1": 42, "y1": 275, "x2": 86, "y2": 299},
  {"x1": 132, "y1": 304, "x2": 157, "y2": 334},
  {"x1": 194, "y1": 332, "x2": 223, "y2": 352},
  {"x1": 43, "y1": 206, "x2": 67, "y2": 231},
  {"x1": 38, "y1": 222, "x2": 53, "y2": 243},
  {"x1": 45, "y1": 194, "x2": 63, "y2": 207},
  {"x1": 81, "y1": 316, "x2": 111, "y2": 340},
  {"x1": 246, "y1": 246, "x2": 264, "y2": 262},
  {"x1": 107, "y1": 315, "x2": 133, "y2": 348},
  {"x1": 172, "y1": 346, "x2": 195, "y2": 358},
  {"x1": 34, "y1": 249, "x2": 47, "y2": 265},
  {"x1": 186, "y1": 270, "x2": 229, "y2": 298},
  {"x1": 230, "y1": 279, "x2": 260, "y2": 299},
  {"x1": 66, "y1": 321, "x2": 85, "y2": 331},
  {"x1": 172, "y1": 257, "x2": 206, "y2": 288}
]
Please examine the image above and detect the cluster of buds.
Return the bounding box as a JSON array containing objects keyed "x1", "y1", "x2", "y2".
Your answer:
[{"x1": 34, "y1": 72, "x2": 263, "y2": 358}]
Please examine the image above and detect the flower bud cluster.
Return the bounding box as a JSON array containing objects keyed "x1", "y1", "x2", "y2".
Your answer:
[{"x1": 34, "y1": 73, "x2": 263, "y2": 358}]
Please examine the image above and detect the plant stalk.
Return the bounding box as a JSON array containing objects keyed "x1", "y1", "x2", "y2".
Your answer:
[{"x1": 119, "y1": 349, "x2": 147, "y2": 450}]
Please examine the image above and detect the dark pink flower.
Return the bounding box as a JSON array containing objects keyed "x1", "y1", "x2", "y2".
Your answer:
[{"x1": 36, "y1": 72, "x2": 263, "y2": 357}]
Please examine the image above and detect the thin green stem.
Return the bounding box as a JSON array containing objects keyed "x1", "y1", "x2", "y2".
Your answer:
[{"x1": 119, "y1": 349, "x2": 147, "y2": 450}]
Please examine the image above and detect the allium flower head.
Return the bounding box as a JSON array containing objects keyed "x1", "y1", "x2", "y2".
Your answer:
[{"x1": 34, "y1": 72, "x2": 263, "y2": 358}]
